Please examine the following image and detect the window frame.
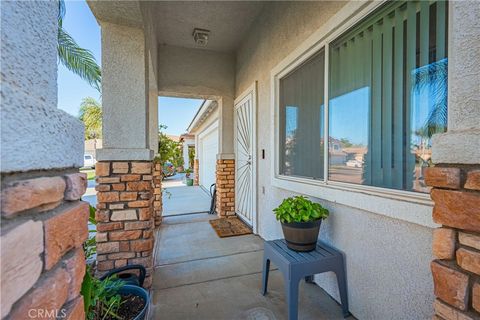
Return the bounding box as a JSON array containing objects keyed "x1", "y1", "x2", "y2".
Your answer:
[{"x1": 270, "y1": 0, "x2": 442, "y2": 226}]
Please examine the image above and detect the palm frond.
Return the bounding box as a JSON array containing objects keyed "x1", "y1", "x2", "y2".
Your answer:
[
  {"x1": 413, "y1": 58, "x2": 448, "y2": 138},
  {"x1": 422, "y1": 101, "x2": 447, "y2": 138},
  {"x1": 58, "y1": 27, "x2": 101, "y2": 92}
]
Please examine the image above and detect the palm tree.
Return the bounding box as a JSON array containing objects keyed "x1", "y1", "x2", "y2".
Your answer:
[
  {"x1": 58, "y1": 0, "x2": 101, "y2": 92},
  {"x1": 79, "y1": 97, "x2": 102, "y2": 140},
  {"x1": 414, "y1": 58, "x2": 448, "y2": 139}
]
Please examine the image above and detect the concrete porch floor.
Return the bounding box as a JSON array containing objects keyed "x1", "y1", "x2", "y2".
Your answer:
[
  {"x1": 162, "y1": 173, "x2": 212, "y2": 216},
  {"x1": 150, "y1": 213, "x2": 353, "y2": 319}
]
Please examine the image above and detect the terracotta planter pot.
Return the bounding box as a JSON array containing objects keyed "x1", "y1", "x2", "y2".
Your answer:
[{"x1": 281, "y1": 220, "x2": 322, "y2": 252}]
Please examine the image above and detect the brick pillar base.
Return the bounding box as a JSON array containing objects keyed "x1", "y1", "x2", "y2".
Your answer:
[
  {"x1": 425, "y1": 166, "x2": 480, "y2": 319},
  {"x1": 215, "y1": 159, "x2": 235, "y2": 217},
  {"x1": 194, "y1": 159, "x2": 199, "y2": 186},
  {"x1": 1, "y1": 171, "x2": 89, "y2": 319},
  {"x1": 153, "y1": 160, "x2": 162, "y2": 227},
  {"x1": 95, "y1": 161, "x2": 155, "y2": 288}
]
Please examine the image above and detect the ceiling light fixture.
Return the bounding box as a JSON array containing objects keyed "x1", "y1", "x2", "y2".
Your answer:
[{"x1": 193, "y1": 28, "x2": 210, "y2": 47}]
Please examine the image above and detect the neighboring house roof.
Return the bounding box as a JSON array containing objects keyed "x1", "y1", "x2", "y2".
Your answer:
[
  {"x1": 187, "y1": 100, "x2": 218, "y2": 133},
  {"x1": 166, "y1": 135, "x2": 180, "y2": 142},
  {"x1": 179, "y1": 134, "x2": 195, "y2": 145},
  {"x1": 179, "y1": 133, "x2": 195, "y2": 141},
  {"x1": 342, "y1": 147, "x2": 368, "y2": 155}
]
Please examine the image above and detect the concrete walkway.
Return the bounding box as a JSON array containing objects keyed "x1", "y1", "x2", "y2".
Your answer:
[
  {"x1": 150, "y1": 213, "x2": 352, "y2": 320},
  {"x1": 162, "y1": 173, "x2": 212, "y2": 216}
]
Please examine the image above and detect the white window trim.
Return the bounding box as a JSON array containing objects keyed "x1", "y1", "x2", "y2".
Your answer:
[{"x1": 270, "y1": 0, "x2": 439, "y2": 228}]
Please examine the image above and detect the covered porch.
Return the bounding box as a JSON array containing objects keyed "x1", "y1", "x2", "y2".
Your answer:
[
  {"x1": 86, "y1": 1, "x2": 480, "y2": 320},
  {"x1": 2, "y1": 0, "x2": 479, "y2": 319}
]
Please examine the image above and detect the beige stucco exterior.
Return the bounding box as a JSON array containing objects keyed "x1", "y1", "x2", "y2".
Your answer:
[
  {"x1": 235, "y1": 2, "x2": 434, "y2": 319},
  {"x1": 98, "y1": 22, "x2": 153, "y2": 161}
]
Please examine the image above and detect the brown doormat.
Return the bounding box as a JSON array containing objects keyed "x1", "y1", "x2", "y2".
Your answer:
[{"x1": 209, "y1": 217, "x2": 252, "y2": 238}]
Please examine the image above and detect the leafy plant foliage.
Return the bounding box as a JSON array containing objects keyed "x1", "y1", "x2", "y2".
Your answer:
[
  {"x1": 79, "y1": 97, "x2": 102, "y2": 139},
  {"x1": 81, "y1": 269, "x2": 124, "y2": 320},
  {"x1": 83, "y1": 205, "x2": 97, "y2": 261},
  {"x1": 81, "y1": 205, "x2": 124, "y2": 320},
  {"x1": 273, "y1": 196, "x2": 329, "y2": 223},
  {"x1": 58, "y1": 0, "x2": 101, "y2": 91},
  {"x1": 158, "y1": 125, "x2": 184, "y2": 167}
]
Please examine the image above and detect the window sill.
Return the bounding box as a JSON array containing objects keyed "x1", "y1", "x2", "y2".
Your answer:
[{"x1": 271, "y1": 175, "x2": 437, "y2": 228}]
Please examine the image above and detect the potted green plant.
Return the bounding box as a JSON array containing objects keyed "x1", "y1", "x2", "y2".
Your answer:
[
  {"x1": 82, "y1": 205, "x2": 150, "y2": 320},
  {"x1": 185, "y1": 168, "x2": 194, "y2": 186},
  {"x1": 273, "y1": 196, "x2": 329, "y2": 252}
]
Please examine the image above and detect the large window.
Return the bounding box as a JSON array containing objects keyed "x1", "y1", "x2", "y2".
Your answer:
[{"x1": 277, "y1": 1, "x2": 448, "y2": 194}]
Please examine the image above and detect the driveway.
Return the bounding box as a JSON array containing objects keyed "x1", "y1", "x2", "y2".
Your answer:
[
  {"x1": 162, "y1": 173, "x2": 212, "y2": 216},
  {"x1": 83, "y1": 179, "x2": 97, "y2": 206}
]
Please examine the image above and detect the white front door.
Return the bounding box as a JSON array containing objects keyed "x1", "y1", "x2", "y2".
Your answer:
[
  {"x1": 200, "y1": 126, "x2": 218, "y2": 190},
  {"x1": 234, "y1": 83, "x2": 256, "y2": 230}
]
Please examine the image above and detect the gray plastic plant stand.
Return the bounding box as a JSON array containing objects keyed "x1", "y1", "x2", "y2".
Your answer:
[{"x1": 261, "y1": 239, "x2": 350, "y2": 320}]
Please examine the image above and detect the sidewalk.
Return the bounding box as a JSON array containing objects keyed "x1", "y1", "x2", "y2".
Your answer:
[{"x1": 162, "y1": 173, "x2": 212, "y2": 216}]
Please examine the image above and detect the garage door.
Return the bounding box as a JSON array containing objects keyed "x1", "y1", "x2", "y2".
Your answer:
[{"x1": 200, "y1": 128, "x2": 218, "y2": 190}]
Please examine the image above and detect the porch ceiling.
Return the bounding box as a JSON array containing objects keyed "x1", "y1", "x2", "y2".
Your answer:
[
  {"x1": 87, "y1": 1, "x2": 143, "y2": 28},
  {"x1": 148, "y1": 1, "x2": 266, "y2": 53}
]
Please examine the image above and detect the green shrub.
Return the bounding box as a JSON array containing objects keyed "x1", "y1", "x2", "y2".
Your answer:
[
  {"x1": 81, "y1": 268, "x2": 124, "y2": 320},
  {"x1": 273, "y1": 196, "x2": 329, "y2": 223}
]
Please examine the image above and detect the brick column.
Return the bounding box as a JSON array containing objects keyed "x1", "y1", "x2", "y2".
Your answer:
[
  {"x1": 153, "y1": 160, "x2": 163, "y2": 227},
  {"x1": 193, "y1": 159, "x2": 199, "y2": 186},
  {"x1": 425, "y1": 167, "x2": 480, "y2": 319},
  {"x1": 1, "y1": 172, "x2": 88, "y2": 319},
  {"x1": 215, "y1": 159, "x2": 235, "y2": 217},
  {"x1": 95, "y1": 161, "x2": 155, "y2": 288}
]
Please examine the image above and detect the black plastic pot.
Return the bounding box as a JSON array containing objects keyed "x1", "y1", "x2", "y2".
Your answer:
[
  {"x1": 118, "y1": 285, "x2": 149, "y2": 320},
  {"x1": 281, "y1": 220, "x2": 322, "y2": 252}
]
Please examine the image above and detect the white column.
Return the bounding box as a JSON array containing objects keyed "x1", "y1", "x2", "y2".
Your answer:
[
  {"x1": 148, "y1": 89, "x2": 158, "y2": 155},
  {"x1": 97, "y1": 23, "x2": 153, "y2": 161},
  {"x1": 218, "y1": 96, "x2": 235, "y2": 159},
  {"x1": 183, "y1": 142, "x2": 190, "y2": 169},
  {"x1": 148, "y1": 52, "x2": 159, "y2": 155},
  {"x1": 432, "y1": 1, "x2": 480, "y2": 164}
]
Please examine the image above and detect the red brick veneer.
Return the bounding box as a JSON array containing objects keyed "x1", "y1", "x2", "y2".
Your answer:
[
  {"x1": 215, "y1": 159, "x2": 235, "y2": 217},
  {"x1": 1, "y1": 172, "x2": 88, "y2": 319},
  {"x1": 95, "y1": 161, "x2": 155, "y2": 288},
  {"x1": 425, "y1": 167, "x2": 480, "y2": 319}
]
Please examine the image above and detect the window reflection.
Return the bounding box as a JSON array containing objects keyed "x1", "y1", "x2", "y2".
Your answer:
[
  {"x1": 279, "y1": 51, "x2": 325, "y2": 179},
  {"x1": 328, "y1": 0, "x2": 448, "y2": 193},
  {"x1": 328, "y1": 87, "x2": 369, "y2": 185},
  {"x1": 411, "y1": 58, "x2": 448, "y2": 192}
]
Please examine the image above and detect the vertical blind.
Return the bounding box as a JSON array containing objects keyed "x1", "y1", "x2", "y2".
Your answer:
[
  {"x1": 279, "y1": 50, "x2": 325, "y2": 179},
  {"x1": 328, "y1": 0, "x2": 448, "y2": 192}
]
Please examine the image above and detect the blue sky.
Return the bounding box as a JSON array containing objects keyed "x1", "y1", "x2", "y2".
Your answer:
[
  {"x1": 158, "y1": 97, "x2": 203, "y2": 135},
  {"x1": 57, "y1": 0, "x2": 202, "y2": 136}
]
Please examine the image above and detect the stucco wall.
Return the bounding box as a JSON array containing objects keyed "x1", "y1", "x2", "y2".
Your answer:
[
  {"x1": 190, "y1": 106, "x2": 219, "y2": 138},
  {"x1": 0, "y1": 0, "x2": 84, "y2": 172},
  {"x1": 235, "y1": 2, "x2": 434, "y2": 319},
  {"x1": 158, "y1": 45, "x2": 235, "y2": 99},
  {"x1": 158, "y1": 45, "x2": 235, "y2": 155},
  {"x1": 431, "y1": 0, "x2": 480, "y2": 164},
  {"x1": 99, "y1": 22, "x2": 152, "y2": 160}
]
